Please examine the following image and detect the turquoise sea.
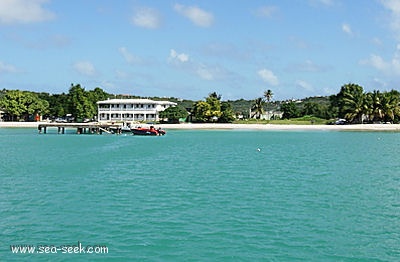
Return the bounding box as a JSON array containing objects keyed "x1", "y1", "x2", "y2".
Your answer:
[{"x1": 1, "y1": 127, "x2": 399, "y2": 261}]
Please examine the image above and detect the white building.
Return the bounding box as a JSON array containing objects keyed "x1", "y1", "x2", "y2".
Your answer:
[{"x1": 97, "y1": 98, "x2": 177, "y2": 122}]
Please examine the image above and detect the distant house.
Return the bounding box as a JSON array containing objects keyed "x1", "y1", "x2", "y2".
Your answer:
[
  {"x1": 97, "y1": 98, "x2": 177, "y2": 122},
  {"x1": 250, "y1": 110, "x2": 283, "y2": 120}
]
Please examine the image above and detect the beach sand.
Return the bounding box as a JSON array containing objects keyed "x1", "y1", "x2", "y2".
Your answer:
[
  {"x1": 161, "y1": 123, "x2": 400, "y2": 131},
  {"x1": 1, "y1": 121, "x2": 400, "y2": 131}
]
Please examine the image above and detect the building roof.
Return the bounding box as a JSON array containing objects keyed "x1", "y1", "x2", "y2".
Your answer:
[{"x1": 97, "y1": 98, "x2": 177, "y2": 105}]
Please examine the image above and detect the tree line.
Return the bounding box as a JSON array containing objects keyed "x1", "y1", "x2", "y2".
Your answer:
[
  {"x1": 1, "y1": 83, "x2": 399, "y2": 124},
  {"x1": 333, "y1": 83, "x2": 400, "y2": 123},
  {"x1": 250, "y1": 84, "x2": 400, "y2": 124},
  {"x1": 0, "y1": 84, "x2": 109, "y2": 121}
]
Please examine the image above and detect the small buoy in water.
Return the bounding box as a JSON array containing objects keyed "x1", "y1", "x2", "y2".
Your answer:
[{"x1": 257, "y1": 148, "x2": 261, "y2": 152}]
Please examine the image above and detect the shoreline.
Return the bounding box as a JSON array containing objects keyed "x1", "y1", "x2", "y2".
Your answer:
[{"x1": 1, "y1": 121, "x2": 400, "y2": 131}]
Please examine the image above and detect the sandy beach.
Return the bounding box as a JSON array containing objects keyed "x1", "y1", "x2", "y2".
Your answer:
[
  {"x1": 161, "y1": 123, "x2": 400, "y2": 131},
  {"x1": 1, "y1": 121, "x2": 400, "y2": 131}
]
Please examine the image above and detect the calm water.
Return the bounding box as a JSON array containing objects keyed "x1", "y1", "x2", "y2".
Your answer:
[{"x1": 1, "y1": 128, "x2": 399, "y2": 261}]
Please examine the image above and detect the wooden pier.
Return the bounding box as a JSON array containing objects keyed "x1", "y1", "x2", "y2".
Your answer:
[{"x1": 37, "y1": 122, "x2": 124, "y2": 134}]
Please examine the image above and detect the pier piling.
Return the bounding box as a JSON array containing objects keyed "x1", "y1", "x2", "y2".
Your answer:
[{"x1": 38, "y1": 123, "x2": 123, "y2": 135}]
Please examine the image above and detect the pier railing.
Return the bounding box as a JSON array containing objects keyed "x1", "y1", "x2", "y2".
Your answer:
[{"x1": 37, "y1": 122, "x2": 124, "y2": 135}]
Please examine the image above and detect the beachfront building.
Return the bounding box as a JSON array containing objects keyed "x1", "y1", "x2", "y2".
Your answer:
[
  {"x1": 97, "y1": 98, "x2": 177, "y2": 122},
  {"x1": 249, "y1": 110, "x2": 283, "y2": 120}
]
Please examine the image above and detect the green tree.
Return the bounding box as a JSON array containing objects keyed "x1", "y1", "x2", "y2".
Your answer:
[
  {"x1": 23, "y1": 92, "x2": 49, "y2": 119},
  {"x1": 336, "y1": 83, "x2": 368, "y2": 123},
  {"x1": 205, "y1": 93, "x2": 222, "y2": 120},
  {"x1": 159, "y1": 105, "x2": 188, "y2": 123},
  {"x1": 0, "y1": 90, "x2": 25, "y2": 120},
  {"x1": 367, "y1": 90, "x2": 382, "y2": 122},
  {"x1": 47, "y1": 93, "x2": 70, "y2": 118},
  {"x1": 208, "y1": 92, "x2": 222, "y2": 100},
  {"x1": 281, "y1": 101, "x2": 299, "y2": 119},
  {"x1": 192, "y1": 101, "x2": 211, "y2": 122},
  {"x1": 380, "y1": 90, "x2": 400, "y2": 123},
  {"x1": 68, "y1": 84, "x2": 97, "y2": 120},
  {"x1": 302, "y1": 102, "x2": 322, "y2": 116},
  {"x1": 0, "y1": 90, "x2": 49, "y2": 121},
  {"x1": 89, "y1": 87, "x2": 110, "y2": 102},
  {"x1": 219, "y1": 102, "x2": 235, "y2": 123},
  {"x1": 192, "y1": 92, "x2": 225, "y2": 122},
  {"x1": 263, "y1": 89, "x2": 273, "y2": 119},
  {"x1": 264, "y1": 89, "x2": 273, "y2": 103},
  {"x1": 88, "y1": 87, "x2": 110, "y2": 120},
  {"x1": 251, "y1": 98, "x2": 265, "y2": 119}
]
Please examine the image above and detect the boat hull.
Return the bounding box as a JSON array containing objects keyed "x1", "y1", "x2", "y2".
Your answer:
[{"x1": 131, "y1": 127, "x2": 166, "y2": 136}]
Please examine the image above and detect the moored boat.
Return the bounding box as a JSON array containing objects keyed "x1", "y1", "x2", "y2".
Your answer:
[{"x1": 131, "y1": 126, "x2": 166, "y2": 136}]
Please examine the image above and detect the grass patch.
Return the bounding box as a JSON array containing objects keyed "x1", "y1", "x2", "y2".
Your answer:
[{"x1": 233, "y1": 116, "x2": 330, "y2": 125}]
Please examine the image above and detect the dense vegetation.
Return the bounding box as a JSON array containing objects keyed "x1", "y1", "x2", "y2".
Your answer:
[
  {"x1": 159, "y1": 105, "x2": 188, "y2": 123},
  {"x1": 0, "y1": 83, "x2": 399, "y2": 124},
  {"x1": 0, "y1": 84, "x2": 109, "y2": 121}
]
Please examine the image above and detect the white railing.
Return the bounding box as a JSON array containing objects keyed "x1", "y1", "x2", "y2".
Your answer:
[{"x1": 99, "y1": 108, "x2": 156, "y2": 111}]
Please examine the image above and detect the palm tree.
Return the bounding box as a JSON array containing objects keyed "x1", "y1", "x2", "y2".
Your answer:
[
  {"x1": 380, "y1": 90, "x2": 400, "y2": 123},
  {"x1": 368, "y1": 90, "x2": 382, "y2": 122},
  {"x1": 263, "y1": 89, "x2": 273, "y2": 103},
  {"x1": 343, "y1": 91, "x2": 368, "y2": 123},
  {"x1": 263, "y1": 89, "x2": 273, "y2": 120},
  {"x1": 208, "y1": 91, "x2": 222, "y2": 100},
  {"x1": 251, "y1": 98, "x2": 265, "y2": 119},
  {"x1": 337, "y1": 83, "x2": 368, "y2": 123}
]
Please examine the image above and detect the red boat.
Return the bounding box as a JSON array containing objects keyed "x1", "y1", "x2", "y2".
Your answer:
[{"x1": 131, "y1": 126, "x2": 166, "y2": 136}]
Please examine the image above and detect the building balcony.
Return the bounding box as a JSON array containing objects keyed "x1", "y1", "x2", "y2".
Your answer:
[{"x1": 99, "y1": 108, "x2": 157, "y2": 111}]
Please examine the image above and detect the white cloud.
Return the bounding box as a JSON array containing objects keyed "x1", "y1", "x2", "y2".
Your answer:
[
  {"x1": 73, "y1": 61, "x2": 96, "y2": 76},
  {"x1": 287, "y1": 60, "x2": 329, "y2": 72},
  {"x1": 381, "y1": 0, "x2": 400, "y2": 12},
  {"x1": 380, "y1": 0, "x2": 400, "y2": 40},
  {"x1": 0, "y1": 0, "x2": 55, "y2": 24},
  {"x1": 0, "y1": 61, "x2": 17, "y2": 73},
  {"x1": 295, "y1": 80, "x2": 314, "y2": 91},
  {"x1": 342, "y1": 23, "x2": 353, "y2": 36},
  {"x1": 168, "y1": 50, "x2": 228, "y2": 81},
  {"x1": 169, "y1": 49, "x2": 189, "y2": 63},
  {"x1": 132, "y1": 7, "x2": 161, "y2": 29},
  {"x1": 258, "y1": 68, "x2": 279, "y2": 86},
  {"x1": 197, "y1": 66, "x2": 213, "y2": 80},
  {"x1": 360, "y1": 44, "x2": 400, "y2": 75},
  {"x1": 173, "y1": 4, "x2": 214, "y2": 27},
  {"x1": 371, "y1": 77, "x2": 388, "y2": 88},
  {"x1": 119, "y1": 47, "x2": 140, "y2": 64},
  {"x1": 372, "y1": 37, "x2": 383, "y2": 46},
  {"x1": 360, "y1": 54, "x2": 387, "y2": 71},
  {"x1": 197, "y1": 64, "x2": 231, "y2": 81},
  {"x1": 167, "y1": 49, "x2": 232, "y2": 81},
  {"x1": 100, "y1": 80, "x2": 115, "y2": 90}
]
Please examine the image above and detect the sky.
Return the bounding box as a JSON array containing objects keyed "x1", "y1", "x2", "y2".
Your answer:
[{"x1": 1, "y1": 0, "x2": 400, "y2": 101}]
